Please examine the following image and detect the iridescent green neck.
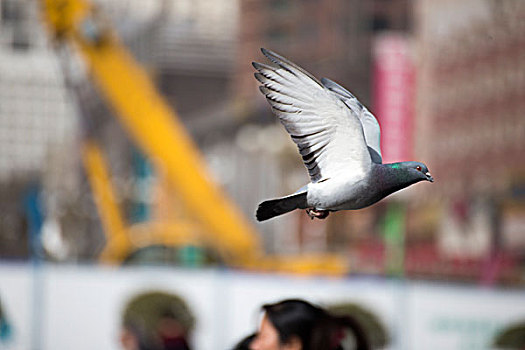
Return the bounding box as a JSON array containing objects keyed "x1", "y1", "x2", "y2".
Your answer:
[
  {"x1": 387, "y1": 162, "x2": 404, "y2": 170},
  {"x1": 372, "y1": 163, "x2": 419, "y2": 198}
]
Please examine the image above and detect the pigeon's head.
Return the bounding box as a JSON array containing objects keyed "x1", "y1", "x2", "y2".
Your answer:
[{"x1": 402, "y1": 161, "x2": 434, "y2": 183}]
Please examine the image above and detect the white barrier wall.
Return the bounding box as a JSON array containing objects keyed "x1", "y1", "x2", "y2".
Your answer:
[{"x1": 0, "y1": 263, "x2": 524, "y2": 350}]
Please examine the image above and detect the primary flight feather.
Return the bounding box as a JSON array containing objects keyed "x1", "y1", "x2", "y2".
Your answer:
[{"x1": 253, "y1": 48, "x2": 433, "y2": 221}]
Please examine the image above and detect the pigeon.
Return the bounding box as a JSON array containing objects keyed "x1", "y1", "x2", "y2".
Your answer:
[{"x1": 253, "y1": 48, "x2": 434, "y2": 222}]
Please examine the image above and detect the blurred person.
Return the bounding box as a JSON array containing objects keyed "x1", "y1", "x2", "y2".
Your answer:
[
  {"x1": 250, "y1": 299, "x2": 370, "y2": 350},
  {"x1": 120, "y1": 291, "x2": 194, "y2": 350}
]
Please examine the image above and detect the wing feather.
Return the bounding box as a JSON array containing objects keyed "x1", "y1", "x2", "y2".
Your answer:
[
  {"x1": 321, "y1": 77, "x2": 383, "y2": 164},
  {"x1": 253, "y1": 48, "x2": 371, "y2": 182}
]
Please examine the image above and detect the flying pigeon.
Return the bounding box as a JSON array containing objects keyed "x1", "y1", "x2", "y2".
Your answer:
[{"x1": 253, "y1": 48, "x2": 434, "y2": 222}]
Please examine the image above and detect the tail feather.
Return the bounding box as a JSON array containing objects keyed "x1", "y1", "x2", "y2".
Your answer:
[{"x1": 256, "y1": 192, "x2": 307, "y2": 222}]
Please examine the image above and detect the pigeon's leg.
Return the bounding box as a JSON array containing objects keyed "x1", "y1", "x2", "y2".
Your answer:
[{"x1": 306, "y1": 208, "x2": 329, "y2": 220}]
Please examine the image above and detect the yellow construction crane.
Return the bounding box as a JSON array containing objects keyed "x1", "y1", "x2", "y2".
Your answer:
[{"x1": 41, "y1": 0, "x2": 348, "y2": 275}]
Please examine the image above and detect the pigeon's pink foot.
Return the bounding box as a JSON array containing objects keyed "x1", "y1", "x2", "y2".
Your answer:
[{"x1": 306, "y1": 208, "x2": 329, "y2": 220}]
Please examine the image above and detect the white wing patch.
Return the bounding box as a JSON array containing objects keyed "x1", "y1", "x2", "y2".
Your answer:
[
  {"x1": 321, "y1": 77, "x2": 382, "y2": 164},
  {"x1": 253, "y1": 49, "x2": 371, "y2": 183}
]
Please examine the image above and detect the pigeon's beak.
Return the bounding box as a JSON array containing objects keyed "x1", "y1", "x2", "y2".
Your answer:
[{"x1": 425, "y1": 172, "x2": 434, "y2": 182}]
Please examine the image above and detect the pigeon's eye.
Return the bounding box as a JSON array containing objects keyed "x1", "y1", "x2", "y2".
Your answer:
[{"x1": 416, "y1": 166, "x2": 422, "y2": 172}]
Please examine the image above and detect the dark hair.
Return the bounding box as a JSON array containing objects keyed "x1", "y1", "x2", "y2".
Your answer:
[
  {"x1": 262, "y1": 299, "x2": 370, "y2": 350},
  {"x1": 232, "y1": 333, "x2": 256, "y2": 350}
]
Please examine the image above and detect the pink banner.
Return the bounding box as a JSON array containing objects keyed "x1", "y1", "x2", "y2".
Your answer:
[{"x1": 373, "y1": 33, "x2": 415, "y2": 163}]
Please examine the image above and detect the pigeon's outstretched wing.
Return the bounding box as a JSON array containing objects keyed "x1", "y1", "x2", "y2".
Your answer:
[
  {"x1": 253, "y1": 48, "x2": 371, "y2": 183},
  {"x1": 321, "y1": 78, "x2": 382, "y2": 164}
]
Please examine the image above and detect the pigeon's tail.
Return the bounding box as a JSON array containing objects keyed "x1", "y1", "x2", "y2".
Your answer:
[{"x1": 256, "y1": 192, "x2": 308, "y2": 222}]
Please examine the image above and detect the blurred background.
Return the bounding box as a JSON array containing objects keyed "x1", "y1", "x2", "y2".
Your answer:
[{"x1": 0, "y1": 0, "x2": 524, "y2": 349}]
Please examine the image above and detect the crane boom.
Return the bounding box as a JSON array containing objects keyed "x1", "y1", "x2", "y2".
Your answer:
[{"x1": 42, "y1": 0, "x2": 260, "y2": 266}]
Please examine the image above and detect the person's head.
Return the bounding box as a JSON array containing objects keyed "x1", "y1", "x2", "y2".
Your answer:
[{"x1": 249, "y1": 299, "x2": 346, "y2": 350}]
